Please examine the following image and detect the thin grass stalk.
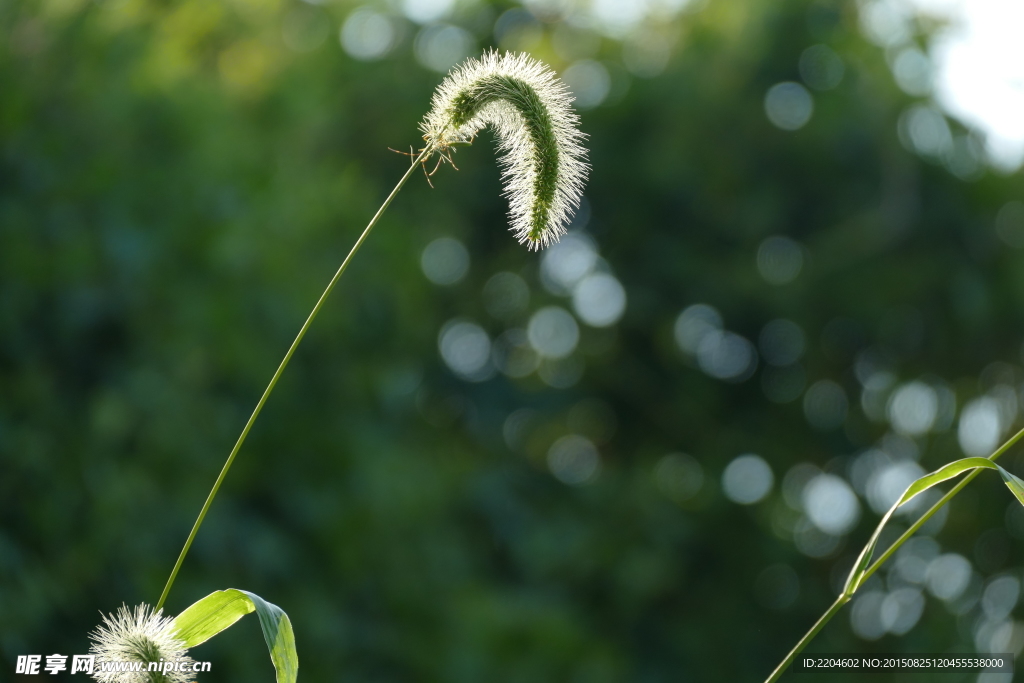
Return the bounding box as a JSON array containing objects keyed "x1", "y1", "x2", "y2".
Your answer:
[
  {"x1": 763, "y1": 593, "x2": 850, "y2": 683},
  {"x1": 156, "y1": 146, "x2": 432, "y2": 611},
  {"x1": 763, "y1": 424, "x2": 1024, "y2": 683}
]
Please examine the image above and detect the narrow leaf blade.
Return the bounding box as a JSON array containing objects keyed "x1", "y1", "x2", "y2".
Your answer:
[
  {"x1": 171, "y1": 588, "x2": 298, "y2": 683},
  {"x1": 997, "y1": 465, "x2": 1024, "y2": 507},
  {"x1": 241, "y1": 590, "x2": 299, "y2": 683},
  {"x1": 171, "y1": 589, "x2": 254, "y2": 648},
  {"x1": 896, "y1": 457, "x2": 998, "y2": 507},
  {"x1": 844, "y1": 457, "x2": 998, "y2": 595}
]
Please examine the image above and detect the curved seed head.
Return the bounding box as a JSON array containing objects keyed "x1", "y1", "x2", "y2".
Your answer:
[{"x1": 420, "y1": 51, "x2": 589, "y2": 250}]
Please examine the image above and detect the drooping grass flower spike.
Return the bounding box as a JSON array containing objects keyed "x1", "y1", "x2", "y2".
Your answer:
[
  {"x1": 421, "y1": 50, "x2": 589, "y2": 249},
  {"x1": 89, "y1": 604, "x2": 193, "y2": 683},
  {"x1": 153, "y1": 55, "x2": 589, "y2": 672}
]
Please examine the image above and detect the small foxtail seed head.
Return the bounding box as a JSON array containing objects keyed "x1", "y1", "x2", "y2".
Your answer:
[
  {"x1": 420, "y1": 51, "x2": 589, "y2": 250},
  {"x1": 88, "y1": 604, "x2": 194, "y2": 683}
]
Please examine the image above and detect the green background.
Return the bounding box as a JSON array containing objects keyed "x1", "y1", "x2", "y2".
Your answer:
[{"x1": 3, "y1": 0, "x2": 1024, "y2": 680}]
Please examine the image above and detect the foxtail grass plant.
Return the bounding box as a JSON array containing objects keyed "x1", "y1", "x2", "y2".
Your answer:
[
  {"x1": 763, "y1": 426, "x2": 1024, "y2": 682},
  {"x1": 88, "y1": 605, "x2": 194, "y2": 683},
  {"x1": 86, "y1": 51, "x2": 588, "y2": 683},
  {"x1": 420, "y1": 50, "x2": 587, "y2": 248}
]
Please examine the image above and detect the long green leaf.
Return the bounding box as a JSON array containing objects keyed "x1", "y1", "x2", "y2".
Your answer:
[
  {"x1": 171, "y1": 588, "x2": 298, "y2": 683},
  {"x1": 172, "y1": 589, "x2": 255, "y2": 647},
  {"x1": 897, "y1": 457, "x2": 1001, "y2": 507},
  {"x1": 843, "y1": 457, "x2": 1000, "y2": 594},
  {"x1": 241, "y1": 590, "x2": 299, "y2": 683}
]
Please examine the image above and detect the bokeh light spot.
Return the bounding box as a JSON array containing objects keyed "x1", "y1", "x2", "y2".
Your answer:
[
  {"x1": 764, "y1": 82, "x2": 814, "y2": 131},
  {"x1": 851, "y1": 590, "x2": 887, "y2": 641},
  {"x1": 438, "y1": 320, "x2": 493, "y2": 381},
  {"x1": 881, "y1": 587, "x2": 924, "y2": 635},
  {"x1": 982, "y1": 575, "x2": 1020, "y2": 622},
  {"x1": 340, "y1": 8, "x2": 395, "y2": 61},
  {"x1": 859, "y1": 0, "x2": 911, "y2": 48},
  {"x1": 959, "y1": 397, "x2": 1002, "y2": 456},
  {"x1": 563, "y1": 60, "x2": 611, "y2": 110},
  {"x1": 793, "y1": 516, "x2": 840, "y2": 558},
  {"x1": 414, "y1": 24, "x2": 474, "y2": 73},
  {"x1": 572, "y1": 273, "x2": 627, "y2": 327},
  {"x1": 926, "y1": 553, "x2": 972, "y2": 601},
  {"x1": 782, "y1": 463, "x2": 820, "y2": 511},
  {"x1": 722, "y1": 454, "x2": 773, "y2": 505},
  {"x1": 548, "y1": 434, "x2": 600, "y2": 485},
  {"x1": 757, "y1": 236, "x2": 804, "y2": 284},
  {"x1": 892, "y1": 46, "x2": 932, "y2": 96},
  {"x1": 898, "y1": 104, "x2": 953, "y2": 159},
  {"x1": 803, "y1": 474, "x2": 860, "y2": 535},
  {"x1": 894, "y1": 537, "x2": 940, "y2": 585},
  {"x1": 402, "y1": 0, "x2": 454, "y2": 24},
  {"x1": 799, "y1": 44, "x2": 845, "y2": 91},
  {"x1": 420, "y1": 237, "x2": 469, "y2": 285},
  {"x1": 887, "y1": 381, "x2": 938, "y2": 436},
  {"x1": 494, "y1": 8, "x2": 542, "y2": 51},
  {"x1": 527, "y1": 306, "x2": 580, "y2": 359},
  {"x1": 674, "y1": 304, "x2": 722, "y2": 355},
  {"x1": 867, "y1": 460, "x2": 925, "y2": 515},
  {"x1": 697, "y1": 331, "x2": 757, "y2": 382},
  {"x1": 541, "y1": 232, "x2": 598, "y2": 295}
]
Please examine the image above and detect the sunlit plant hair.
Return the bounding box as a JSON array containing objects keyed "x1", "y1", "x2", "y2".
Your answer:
[
  {"x1": 89, "y1": 604, "x2": 193, "y2": 683},
  {"x1": 420, "y1": 50, "x2": 588, "y2": 249},
  {"x1": 146, "y1": 52, "x2": 589, "y2": 680}
]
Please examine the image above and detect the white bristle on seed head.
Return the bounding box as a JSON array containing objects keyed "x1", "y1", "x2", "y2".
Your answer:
[
  {"x1": 88, "y1": 604, "x2": 194, "y2": 683},
  {"x1": 420, "y1": 50, "x2": 589, "y2": 250}
]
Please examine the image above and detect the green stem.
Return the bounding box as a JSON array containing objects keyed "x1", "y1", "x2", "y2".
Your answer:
[
  {"x1": 763, "y1": 593, "x2": 850, "y2": 683},
  {"x1": 156, "y1": 147, "x2": 432, "y2": 612},
  {"x1": 762, "y1": 424, "x2": 1024, "y2": 683}
]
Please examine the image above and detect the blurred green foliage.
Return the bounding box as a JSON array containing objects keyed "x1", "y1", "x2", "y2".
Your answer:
[{"x1": 3, "y1": 0, "x2": 1024, "y2": 681}]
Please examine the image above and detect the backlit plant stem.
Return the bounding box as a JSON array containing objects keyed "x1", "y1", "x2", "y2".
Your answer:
[
  {"x1": 763, "y1": 424, "x2": 1024, "y2": 683},
  {"x1": 763, "y1": 593, "x2": 850, "y2": 683},
  {"x1": 156, "y1": 146, "x2": 433, "y2": 611}
]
